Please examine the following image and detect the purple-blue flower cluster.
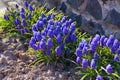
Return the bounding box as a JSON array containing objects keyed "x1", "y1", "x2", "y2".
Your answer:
[
  {"x1": 4, "y1": 1, "x2": 33, "y2": 34},
  {"x1": 30, "y1": 13, "x2": 76, "y2": 57},
  {"x1": 76, "y1": 34, "x2": 120, "y2": 79}
]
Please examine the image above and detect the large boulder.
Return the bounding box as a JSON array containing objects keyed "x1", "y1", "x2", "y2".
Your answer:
[
  {"x1": 86, "y1": 0, "x2": 102, "y2": 20},
  {"x1": 66, "y1": 0, "x2": 82, "y2": 10},
  {"x1": 81, "y1": 18, "x2": 104, "y2": 34},
  {"x1": 104, "y1": 9, "x2": 120, "y2": 27}
]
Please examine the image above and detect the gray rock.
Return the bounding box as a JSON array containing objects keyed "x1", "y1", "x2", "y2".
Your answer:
[
  {"x1": 0, "y1": 57, "x2": 8, "y2": 66},
  {"x1": 104, "y1": 9, "x2": 120, "y2": 27},
  {"x1": 82, "y1": 19, "x2": 104, "y2": 34},
  {"x1": 115, "y1": 32, "x2": 120, "y2": 40},
  {"x1": 0, "y1": 41, "x2": 8, "y2": 51},
  {"x1": 19, "y1": 53, "x2": 29, "y2": 62},
  {"x1": 68, "y1": 12, "x2": 82, "y2": 26},
  {"x1": 4, "y1": 51, "x2": 17, "y2": 60},
  {"x1": 66, "y1": 0, "x2": 82, "y2": 10},
  {"x1": 16, "y1": 43, "x2": 24, "y2": 50},
  {"x1": 60, "y1": 2, "x2": 67, "y2": 13},
  {"x1": 0, "y1": 73, "x2": 4, "y2": 80},
  {"x1": 86, "y1": 0, "x2": 102, "y2": 20}
]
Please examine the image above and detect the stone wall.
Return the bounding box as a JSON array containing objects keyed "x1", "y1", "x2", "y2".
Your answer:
[
  {"x1": 42, "y1": 0, "x2": 120, "y2": 39},
  {"x1": 3, "y1": 0, "x2": 120, "y2": 39}
]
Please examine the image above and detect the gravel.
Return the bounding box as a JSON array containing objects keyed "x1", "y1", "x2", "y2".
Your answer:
[{"x1": 0, "y1": 36, "x2": 78, "y2": 80}]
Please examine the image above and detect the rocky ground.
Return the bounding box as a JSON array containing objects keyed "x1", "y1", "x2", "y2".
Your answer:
[{"x1": 0, "y1": 33, "x2": 78, "y2": 80}]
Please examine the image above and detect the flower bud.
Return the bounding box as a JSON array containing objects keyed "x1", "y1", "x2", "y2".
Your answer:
[
  {"x1": 106, "y1": 64, "x2": 113, "y2": 74},
  {"x1": 96, "y1": 75, "x2": 103, "y2": 80},
  {"x1": 82, "y1": 59, "x2": 89, "y2": 69},
  {"x1": 28, "y1": 4, "x2": 33, "y2": 11},
  {"x1": 47, "y1": 38, "x2": 53, "y2": 49},
  {"x1": 114, "y1": 54, "x2": 119, "y2": 62},
  {"x1": 55, "y1": 46, "x2": 62, "y2": 56},
  {"x1": 76, "y1": 57, "x2": 81, "y2": 63},
  {"x1": 90, "y1": 59, "x2": 96, "y2": 69},
  {"x1": 24, "y1": 1, "x2": 28, "y2": 7}
]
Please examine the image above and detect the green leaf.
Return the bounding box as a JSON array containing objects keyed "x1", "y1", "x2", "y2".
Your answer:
[{"x1": 80, "y1": 74, "x2": 88, "y2": 80}]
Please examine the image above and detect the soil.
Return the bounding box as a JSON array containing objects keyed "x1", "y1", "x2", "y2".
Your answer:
[{"x1": 0, "y1": 34, "x2": 78, "y2": 80}]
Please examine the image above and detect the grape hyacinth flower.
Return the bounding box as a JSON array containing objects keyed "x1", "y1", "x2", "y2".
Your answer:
[
  {"x1": 78, "y1": 42, "x2": 84, "y2": 50},
  {"x1": 30, "y1": 37, "x2": 36, "y2": 44},
  {"x1": 63, "y1": 27, "x2": 68, "y2": 35},
  {"x1": 28, "y1": 4, "x2": 33, "y2": 11},
  {"x1": 96, "y1": 75, "x2": 103, "y2": 80},
  {"x1": 110, "y1": 46, "x2": 116, "y2": 53},
  {"x1": 76, "y1": 48, "x2": 82, "y2": 57},
  {"x1": 36, "y1": 32, "x2": 42, "y2": 41},
  {"x1": 28, "y1": 13, "x2": 32, "y2": 19},
  {"x1": 90, "y1": 37, "x2": 98, "y2": 53},
  {"x1": 47, "y1": 38, "x2": 53, "y2": 50},
  {"x1": 22, "y1": 19, "x2": 27, "y2": 27},
  {"x1": 90, "y1": 59, "x2": 96, "y2": 69},
  {"x1": 56, "y1": 34, "x2": 62, "y2": 44},
  {"x1": 23, "y1": 28, "x2": 29, "y2": 33},
  {"x1": 4, "y1": 14, "x2": 9, "y2": 20},
  {"x1": 114, "y1": 54, "x2": 119, "y2": 62},
  {"x1": 82, "y1": 46, "x2": 88, "y2": 55},
  {"x1": 94, "y1": 34, "x2": 100, "y2": 41},
  {"x1": 24, "y1": 1, "x2": 29, "y2": 7},
  {"x1": 100, "y1": 35, "x2": 105, "y2": 47},
  {"x1": 109, "y1": 35, "x2": 114, "y2": 42},
  {"x1": 43, "y1": 17, "x2": 47, "y2": 24},
  {"x1": 70, "y1": 23, "x2": 75, "y2": 34},
  {"x1": 15, "y1": 4, "x2": 19, "y2": 9},
  {"x1": 41, "y1": 12, "x2": 46, "y2": 18},
  {"x1": 41, "y1": 29, "x2": 47, "y2": 36},
  {"x1": 20, "y1": 13, "x2": 26, "y2": 19},
  {"x1": 31, "y1": 44, "x2": 38, "y2": 50},
  {"x1": 70, "y1": 33, "x2": 77, "y2": 42},
  {"x1": 55, "y1": 26, "x2": 62, "y2": 36},
  {"x1": 113, "y1": 39, "x2": 119, "y2": 49},
  {"x1": 20, "y1": 8, "x2": 25, "y2": 13},
  {"x1": 76, "y1": 57, "x2": 81, "y2": 63},
  {"x1": 106, "y1": 35, "x2": 114, "y2": 48},
  {"x1": 47, "y1": 14, "x2": 51, "y2": 20},
  {"x1": 29, "y1": 37, "x2": 38, "y2": 50},
  {"x1": 61, "y1": 16, "x2": 66, "y2": 23},
  {"x1": 69, "y1": 19, "x2": 72, "y2": 24},
  {"x1": 39, "y1": 41, "x2": 46, "y2": 50},
  {"x1": 118, "y1": 46, "x2": 120, "y2": 54},
  {"x1": 32, "y1": 24, "x2": 38, "y2": 31},
  {"x1": 36, "y1": 21, "x2": 44, "y2": 28},
  {"x1": 47, "y1": 29, "x2": 54, "y2": 37},
  {"x1": 106, "y1": 64, "x2": 113, "y2": 74},
  {"x1": 48, "y1": 20, "x2": 54, "y2": 25},
  {"x1": 89, "y1": 37, "x2": 93, "y2": 44},
  {"x1": 94, "y1": 53, "x2": 98, "y2": 60},
  {"x1": 82, "y1": 59, "x2": 89, "y2": 69},
  {"x1": 90, "y1": 43, "x2": 97, "y2": 53},
  {"x1": 55, "y1": 46, "x2": 62, "y2": 56},
  {"x1": 51, "y1": 13, "x2": 55, "y2": 19},
  {"x1": 15, "y1": 18, "x2": 21, "y2": 25},
  {"x1": 16, "y1": 25, "x2": 22, "y2": 29},
  {"x1": 103, "y1": 38, "x2": 108, "y2": 46}
]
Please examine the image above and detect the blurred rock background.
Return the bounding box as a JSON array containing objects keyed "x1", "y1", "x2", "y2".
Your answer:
[{"x1": 1, "y1": 0, "x2": 120, "y2": 39}]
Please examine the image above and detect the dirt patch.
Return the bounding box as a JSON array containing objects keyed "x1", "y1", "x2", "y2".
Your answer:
[{"x1": 0, "y1": 34, "x2": 78, "y2": 80}]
